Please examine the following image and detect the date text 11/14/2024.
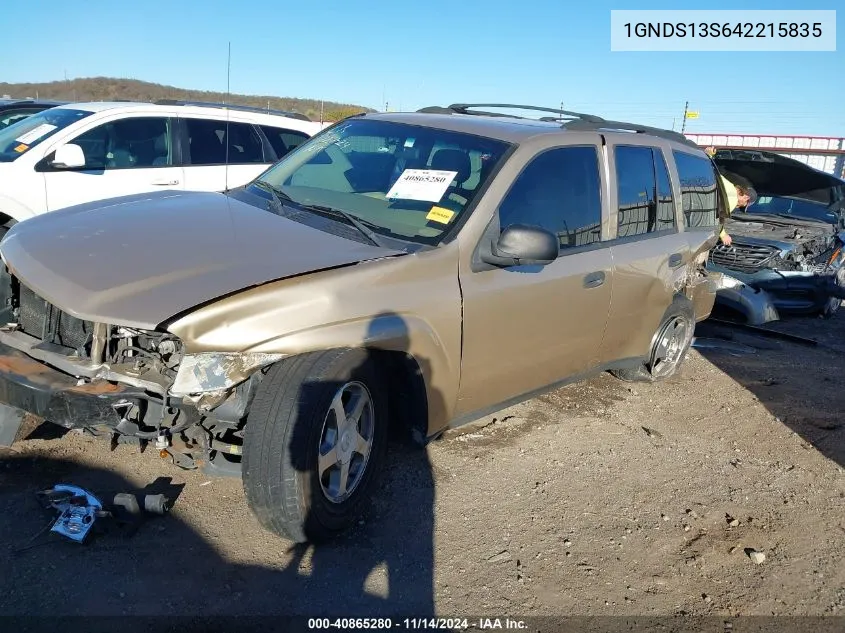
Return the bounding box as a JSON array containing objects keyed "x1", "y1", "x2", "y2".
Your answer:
[{"x1": 307, "y1": 618, "x2": 528, "y2": 630}]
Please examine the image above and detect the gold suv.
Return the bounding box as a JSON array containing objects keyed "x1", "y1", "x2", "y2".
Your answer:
[{"x1": 0, "y1": 104, "x2": 722, "y2": 542}]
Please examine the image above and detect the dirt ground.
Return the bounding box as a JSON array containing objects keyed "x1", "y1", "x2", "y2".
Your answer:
[{"x1": 0, "y1": 308, "x2": 843, "y2": 623}]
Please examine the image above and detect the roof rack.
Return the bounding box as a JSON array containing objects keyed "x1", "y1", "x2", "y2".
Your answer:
[
  {"x1": 153, "y1": 99, "x2": 311, "y2": 121},
  {"x1": 416, "y1": 102, "x2": 699, "y2": 148},
  {"x1": 418, "y1": 103, "x2": 606, "y2": 123},
  {"x1": 562, "y1": 118, "x2": 699, "y2": 148}
]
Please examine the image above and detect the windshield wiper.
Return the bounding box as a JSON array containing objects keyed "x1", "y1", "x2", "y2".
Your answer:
[
  {"x1": 297, "y1": 203, "x2": 386, "y2": 248},
  {"x1": 253, "y1": 179, "x2": 296, "y2": 206},
  {"x1": 253, "y1": 180, "x2": 385, "y2": 248}
]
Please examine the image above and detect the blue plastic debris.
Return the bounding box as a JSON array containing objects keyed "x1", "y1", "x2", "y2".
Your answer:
[{"x1": 38, "y1": 484, "x2": 103, "y2": 543}]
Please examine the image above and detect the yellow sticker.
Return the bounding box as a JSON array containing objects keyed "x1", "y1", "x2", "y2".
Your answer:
[
  {"x1": 426, "y1": 206, "x2": 455, "y2": 224},
  {"x1": 13, "y1": 144, "x2": 28, "y2": 153}
]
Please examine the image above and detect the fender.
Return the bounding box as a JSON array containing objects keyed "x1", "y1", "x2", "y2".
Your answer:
[
  {"x1": 174, "y1": 314, "x2": 458, "y2": 438},
  {"x1": 166, "y1": 248, "x2": 464, "y2": 438},
  {"x1": 0, "y1": 194, "x2": 36, "y2": 223}
]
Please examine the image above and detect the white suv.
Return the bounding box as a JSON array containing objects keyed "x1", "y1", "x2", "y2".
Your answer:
[{"x1": 0, "y1": 100, "x2": 325, "y2": 228}]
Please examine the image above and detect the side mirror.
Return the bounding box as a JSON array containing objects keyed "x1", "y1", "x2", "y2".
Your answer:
[
  {"x1": 51, "y1": 144, "x2": 86, "y2": 169},
  {"x1": 480, "y1": 223, "x2": 559, "y2": 267}
]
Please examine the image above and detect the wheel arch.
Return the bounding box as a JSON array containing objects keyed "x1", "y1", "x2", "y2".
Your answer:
[
  {"x1": 0, "y1": 195, "x2": 36, "y2": 224},
  {"x1": 186, "y1": 313, "x2": 459, "y2": 442}
]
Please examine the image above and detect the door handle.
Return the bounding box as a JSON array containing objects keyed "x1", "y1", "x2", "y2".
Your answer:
[
  {"x1": 151, "y1": 179, "x2": 180, "y2": 186},
  {"x1": 668, "y1": 253, "x2": 683, "y2": 268},
  {"x1": 583, "y1": 271, "x2": 605, "y2": 289}
]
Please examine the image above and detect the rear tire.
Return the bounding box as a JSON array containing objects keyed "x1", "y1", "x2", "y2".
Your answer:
[
  {"x1": 242, "y1": 348, "x2": 388, "y2": 543},
  {"x1": 611, "y1": 296, "x2": 695, "y2": 383}
]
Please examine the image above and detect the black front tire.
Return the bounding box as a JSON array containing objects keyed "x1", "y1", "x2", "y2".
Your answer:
[{"x1": 242, "y1": 348, "x2": 388, "y2": 543}]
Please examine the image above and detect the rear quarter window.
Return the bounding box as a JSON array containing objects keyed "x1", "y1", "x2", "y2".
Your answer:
[
  {"x1": 672, "y1": 150, "x2": 721, "y2": 228},
  {"x1": 260, "y1": 125, "x2": 310, "y2": 160}
]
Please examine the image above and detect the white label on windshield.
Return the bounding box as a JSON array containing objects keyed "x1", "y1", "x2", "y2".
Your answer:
[
  {"x1": 386, "y1": 169, "x2": 457, "y2": 202},
  {"x1": 15, "y1": 123, "x2": 58, "y2": 145}
]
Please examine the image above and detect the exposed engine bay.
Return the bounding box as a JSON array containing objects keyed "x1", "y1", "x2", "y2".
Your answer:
[
  {"x1": 0, "y1": 275, "x2": 260, "y2": 476},
  {"x1": 707, "y1": 149, "x2": 845, "y2": 322},
  {"x1": 711, "y1": 214, "x2": 842, "y2": 274}
]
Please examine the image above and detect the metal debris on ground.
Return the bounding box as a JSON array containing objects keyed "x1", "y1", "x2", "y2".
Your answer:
[
  {"x1": 690, "y1": 337, "x2": 758, "y2": 356},
  {"x1": 707, "y1": 319, "x2": 819, "y2": 347},
  {"x1": 20, "y1": 483, "x2": 174, "y2": 550},
  {"x1": 36, "y1": 485, "x2": 103, "y2": 544}
]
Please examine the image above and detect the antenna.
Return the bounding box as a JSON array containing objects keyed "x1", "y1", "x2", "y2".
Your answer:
[{"x1": 224, "y1": 41, "x2": 231, "y2": 191}]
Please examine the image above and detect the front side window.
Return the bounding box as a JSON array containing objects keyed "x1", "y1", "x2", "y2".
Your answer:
[
  {"x1": 185, "y1": 119, "x2": 266, "y2": 165},
  {"x1": 0, "y1": 108, "x2": 93, "y2": 162},
  {"x1": 256, "y1": 119, "x2": 511, "y2": 245},
  {"x1": 259, "y1": 125, "x2": 310, "y2": 160},
  {"x1": 615, "y1": 145, "x2": 676, "y2": 238},
  {"x1": 498, "y1": 146, "x2": 603, "y2": 248},
  {"x1": 70, "y1": 117, "x2": 172, "y2": 169},
  {"x1": 673, "y1": 150, "x2": 720, "y2": 228}
]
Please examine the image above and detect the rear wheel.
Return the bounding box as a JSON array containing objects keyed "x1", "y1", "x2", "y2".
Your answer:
[
  {"x1": 611, "y1": 296, "x2": 695, "y2": 383},
  {"x1": 242, "y1": 348, "x2": 388, "y2": 543}
]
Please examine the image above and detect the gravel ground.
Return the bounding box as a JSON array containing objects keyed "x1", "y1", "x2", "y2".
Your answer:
[{"x1": 0, "y1": 311, "x2": 843, "y2": 622}]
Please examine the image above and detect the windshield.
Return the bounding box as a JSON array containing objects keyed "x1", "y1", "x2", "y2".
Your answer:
[
  {"x1": 744, "y1": 195, "x2": 840, "y2": 225},
  {"x1": 0, "y1": 108, "x2": 93, "y2": 162},
  {"x1": 254, "y1": 118, "x2": 511, "y2": 245}
]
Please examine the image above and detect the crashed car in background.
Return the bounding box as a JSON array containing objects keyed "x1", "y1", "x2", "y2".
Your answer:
[{"x1": 706, "y1": 149, "x2": 845, "y2": 323}]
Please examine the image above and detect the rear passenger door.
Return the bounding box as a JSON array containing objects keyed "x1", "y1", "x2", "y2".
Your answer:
[
  {"x1": 179, "y1": 118, "x2": 274, "y2": 192},
  {"x1": 598, "y1": 141, "x2": 690, "y2": 364}
]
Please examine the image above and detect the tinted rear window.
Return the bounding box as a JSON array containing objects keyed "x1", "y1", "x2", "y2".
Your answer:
[
  {"x1": 260, "y1": 125, "x2": 310, "y2": 160},
  {"x1": 673, "y1": 150, "x2": 720, "y2": 228}
]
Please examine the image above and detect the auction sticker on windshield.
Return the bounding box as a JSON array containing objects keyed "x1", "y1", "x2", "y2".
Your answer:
[
  {"x1": 386, "y1": 169, "x2": 457, "y2": 202},
  {"x1": 426, "y1": 205, "x2": 456, "y2": 224},
  {"x1": 15, "y1": 123, "x2": 58, "y2": 145}
]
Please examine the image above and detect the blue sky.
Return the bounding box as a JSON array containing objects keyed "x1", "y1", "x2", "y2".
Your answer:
[{"x1": 3, "y1": 0, "x2": 843, "y2": 136}]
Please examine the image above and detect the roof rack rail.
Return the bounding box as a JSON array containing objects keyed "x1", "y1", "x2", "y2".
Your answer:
[
  {"x1": 456, "y1": 103, "x2": 607, "y2": 124},
  {"x1": 153, "y1": 99, "x2": 311, "y2": 121},
  {"x1": 416, "y1": 102, "x2": 699, "y2": 148},
  {"x1": 562, "y1": 118, "x2": 699, "y2": 148},
  {"x1": 418, "y1": 103, "x2": 606, "y2": 124}
]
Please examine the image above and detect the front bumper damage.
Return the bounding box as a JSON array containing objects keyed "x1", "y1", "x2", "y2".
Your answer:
[
  {"x1": 0, "y1": 333, "x2": 250, "y2": 477},
  {"x1": 0, "y1": 341, "x2": 135, "y2": 444},
  {"x1": 709, "y1": 264, "x2": 845, "y2": 323}
]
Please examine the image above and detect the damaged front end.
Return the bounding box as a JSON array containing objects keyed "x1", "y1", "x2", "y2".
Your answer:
[
  {"x1": 0, "y1": 276, "x2": 277, "y2": 476},
  {"x1": 707, "y1": 217, "x2": 845, "y2": 322},
  {"x1": 707, "y1": 148, "x2": 845, "y2": 322}
]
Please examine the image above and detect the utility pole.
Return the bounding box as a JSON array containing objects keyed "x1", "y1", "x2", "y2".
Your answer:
[
  {"x1": 680, "y1": 100, "x2": 689, "y2": 133},
  {"x1": 320, "y1": 100, "x2": 324, "y2": 125}
]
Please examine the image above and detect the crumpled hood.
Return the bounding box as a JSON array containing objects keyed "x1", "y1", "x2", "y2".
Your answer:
[
  {"x1": 713, "y1": 149, "x2": 845, "y2": 203},
  {"x1": 0, "y1": 191, "x2": 402, "y2": 329}
]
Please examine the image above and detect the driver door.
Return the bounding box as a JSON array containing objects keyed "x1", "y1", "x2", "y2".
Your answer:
[{"x1": 456, "y1": 143, "x2": 613, "y2": 416}]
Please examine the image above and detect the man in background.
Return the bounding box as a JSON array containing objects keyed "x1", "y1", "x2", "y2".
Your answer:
[{"x1": 705, "y1": 147, "x2": 756, "y2": 247}]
